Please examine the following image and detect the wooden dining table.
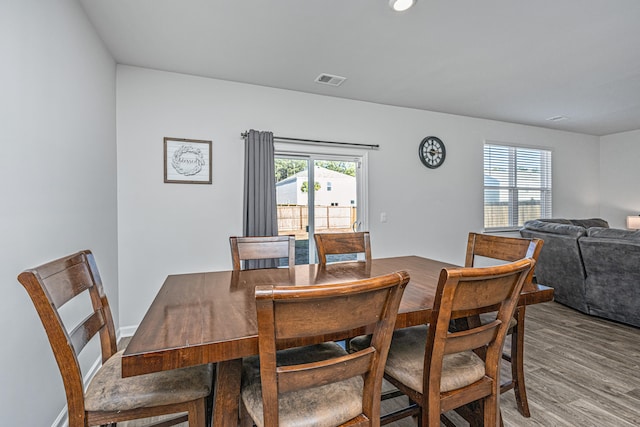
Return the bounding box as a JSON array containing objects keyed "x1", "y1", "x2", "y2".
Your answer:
[{"x1": 121, "y1": 255, "x2": 553, "y2": 427}]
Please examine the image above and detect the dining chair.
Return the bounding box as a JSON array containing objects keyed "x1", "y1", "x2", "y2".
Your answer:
[
  {"x1": 230, "y1": 235, "x2": 296, "y2": 270},
  {"x1": 18, "y1": 250, "x2": 213, "y2": 427},
  {"x1": 240, "y1": 270, "x2": 410, "y2": 427},
  {"x1": 351, "y1": 258, "x2": 535, "y2": 427},
  {"x1": 314, "y1": 231, "x2": 372, "y2": 265},
  {"x1": 465, "y1": 232, "x2": 543, "y2": 417}
]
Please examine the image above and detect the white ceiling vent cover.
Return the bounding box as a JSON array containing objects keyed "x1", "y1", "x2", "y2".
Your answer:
[{"x1": 315, "y1": 73, "x2": 347, "y2": 86}]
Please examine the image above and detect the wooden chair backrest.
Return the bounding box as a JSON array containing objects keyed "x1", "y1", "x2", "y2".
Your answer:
[
  {"x1": 314, "y1": 231, "x2": 372, "y2": 265},
  {"x1": 230, "y1": 235, "x2": 295, "y2": 270},
  {"x1": 465, "y1": 232, "x2": 543, "y2": 284},
  {"x1": 424, "y1": 259, "x2": 534, "y2": 411},
  {"x1": 255, "y1": 270, "x2": 410, "y2": 427},
  {"x1": 17, "y1": 250, "x2": 117, "y2": 423}
]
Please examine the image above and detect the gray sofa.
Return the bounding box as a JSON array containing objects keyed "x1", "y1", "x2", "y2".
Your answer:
[{"x1": 520, "y1": 218, "x2": 640, "y2": 328}]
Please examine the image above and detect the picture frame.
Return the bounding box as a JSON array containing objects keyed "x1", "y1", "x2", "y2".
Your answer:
[{"x1": 164, "y1": 137, "x2": 212, "y2": 184}]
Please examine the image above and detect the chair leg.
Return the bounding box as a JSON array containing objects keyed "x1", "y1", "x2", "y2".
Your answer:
[
  {"x1": 483, "y1": 394, "x2": 498, "y2": 427},
  {"x1": 206, "y1": 363, "x2": 217, "y2": 427},
  {"x1": 422, "y1": 403, "x2": 439, "y2": 427},
  {"x1": 511, "y1": 307, "x2": 531, "y2": 417},
  {"x1": 187, "y1": 398, "x2": 207, "y2": 427}
]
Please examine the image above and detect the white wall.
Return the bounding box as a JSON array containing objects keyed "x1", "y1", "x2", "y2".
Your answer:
[
  {"x1": 599, "y1": 129, "x2": 640, "y2": 228},
  {"x1": 0, "y1": 1, "x2": 117, "y2": 426},
  {"x1": 117, "y1": 65, "x2": 601, "y2": 328}
]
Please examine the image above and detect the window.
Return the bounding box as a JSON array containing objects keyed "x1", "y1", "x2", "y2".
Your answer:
[
  {"x1": 484, "y1": 143, "x2": 552, "y2": 231},
  {"x1": 274, "y1": 151, "x2": 367, "y2": 264},
  {"x1": 327, "y1": 181, "x2": 332, "y2": 191}
]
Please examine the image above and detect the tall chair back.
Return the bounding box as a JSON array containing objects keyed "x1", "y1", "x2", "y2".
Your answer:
[
  {"x1": 314, "y1": 231, "x2": 372, "y2": 265},
  {"x1": 18, "y1": 250, "x2": 211, "y2": 427},
  {"x1": 465, "y1": 232, "x2": 543, "y2": 417},
  {"x1": 19, "y1": 250, "x2": 117, "y2": 418},
  {"x1": 425, "y1": 260, "x2": 533, "y2": 421},
  {"x1": 230, "y1": 235, "x2": 295, "y2": 270},
  {"x1": 465, "y1": 232, "x2": 542, "y2": 284},
  {"x1": 374, "y1": 259, "x2": 534, "y2": 427},
  {"x1": 242, "y1": 271, "x2": 409, "y2": 427}
]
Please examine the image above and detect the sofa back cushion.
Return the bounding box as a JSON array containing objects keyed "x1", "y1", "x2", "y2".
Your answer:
[
  {"x1": 569, "y1": 218, "x2": 610, "y2": 229},
  {"x1": 586, "y1": 227, "x2": 640, "y2": 241},
  {"x1": 522, "y1": 220, "x2": 587, "y2": 238},
  {"x1": 535, "y1": 218, "x2": 573, "y2": 225}
]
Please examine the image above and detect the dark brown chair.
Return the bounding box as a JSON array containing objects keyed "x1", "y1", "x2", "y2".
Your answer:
[
  {"x1": 17, "y1": 250, "x2": 213, "y2": 427},
  {"x1": 230, "y1": 235, "x2": 296, "y2": 270},
  {"x1": 351, "y1": 259, "x2": 534, "y2": 426},
  {"x1": 240, "y1": 271, "x2": 410, "y2": 427},
  {"x1": 465, "y1": 232, "x2": 543, "y2": 417},
  {"x1": 314, "y1": 231, "x2": 372, "y2": 265}
]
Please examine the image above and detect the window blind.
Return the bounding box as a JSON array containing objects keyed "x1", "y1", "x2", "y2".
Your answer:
[{"x1": 484, "y1": 143, "x2": 552, "y2": 230}]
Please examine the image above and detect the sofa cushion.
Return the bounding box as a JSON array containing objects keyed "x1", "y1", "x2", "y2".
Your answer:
[
  {"x1": 586, "y1": 227, "x2": 640, "y2": 241},
  {"x1": 569, "y1": 218, "x2": 610, "y2": 228},
  {"x1": 536, "y1": 218, "x2": 573, "y2": 225},
  {"x1": 522, "y1": 220, "x2": 587, "y2": 238}
]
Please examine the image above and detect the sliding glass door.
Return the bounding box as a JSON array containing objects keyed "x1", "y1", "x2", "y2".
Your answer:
[{"x1": 275, "y1": 153, "x2": 366, "y2": 264}]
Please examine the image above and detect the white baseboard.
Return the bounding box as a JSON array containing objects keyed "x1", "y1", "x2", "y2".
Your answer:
[
  {"x1": 52, "y1": 407, "x2": 67, "y2": 427},
  {"x1": 51, "y1": 324, "x2": 138, "y2": 427}
]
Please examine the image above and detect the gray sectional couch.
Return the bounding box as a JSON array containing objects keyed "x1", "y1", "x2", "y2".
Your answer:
[{"x1": 520, "y1": 218, "x2": 640, "y2": 328}]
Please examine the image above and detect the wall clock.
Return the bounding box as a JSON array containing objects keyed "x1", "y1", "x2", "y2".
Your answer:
[{"x1": 418, "y1": 136, "x2": 446, "y2": 169}]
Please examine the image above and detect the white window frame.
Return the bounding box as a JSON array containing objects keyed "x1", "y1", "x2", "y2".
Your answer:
[
  {"x1": 483, "y1": 141, "x2": 552, "y2": 231},
  {"x1": 274, "y1": 142, "x2": 369, "y2": 261}
]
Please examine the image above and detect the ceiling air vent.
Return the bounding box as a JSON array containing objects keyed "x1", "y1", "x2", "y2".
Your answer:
[
  {"x1": 315, "y1": 73, "x2": 347, "y2": 87},
  {"x1": 546, "y1": 115, "x2": 568, "y2": 122}
]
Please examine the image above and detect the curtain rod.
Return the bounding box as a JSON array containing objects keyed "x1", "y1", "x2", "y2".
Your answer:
[{"x1": 240, "y1": 132, "x2": 379, "y2": 150}]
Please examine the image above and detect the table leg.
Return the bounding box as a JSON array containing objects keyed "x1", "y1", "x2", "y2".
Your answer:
[{"x1": 213, "y1": 358, "x2": 243, "y2": 427}]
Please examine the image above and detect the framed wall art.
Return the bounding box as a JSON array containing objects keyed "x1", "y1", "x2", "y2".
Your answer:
[{"x1": 164, "y1": 137, "x2": 212, "y2": 184}]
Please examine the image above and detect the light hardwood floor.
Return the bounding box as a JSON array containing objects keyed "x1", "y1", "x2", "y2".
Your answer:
[
  {"x1": 500, "y1": 301, "x2": 640, "y2": 427},
  {"x1": 384, "y1": 301, "x2": 640, "y2": 427},
  {"x1": 119, "y1": 301, "x2": 640, "y2": 426}
]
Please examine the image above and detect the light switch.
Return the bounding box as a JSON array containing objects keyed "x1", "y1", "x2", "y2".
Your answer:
[{"x1": 380, "y1": 212, "x2": 387, "y2": 223}]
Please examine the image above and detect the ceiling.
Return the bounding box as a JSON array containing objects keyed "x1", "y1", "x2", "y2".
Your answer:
[{"x1": 80, "y1": 0, "x2": 640, "y2": 136}]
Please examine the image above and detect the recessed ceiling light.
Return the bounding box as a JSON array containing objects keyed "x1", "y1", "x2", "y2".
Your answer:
[
  {"x1": 546, "y1": 115, "x2": 568, "y2": 122},
  {"x1": 389, "y1": 0, "x2": 416, "y2": 12}
]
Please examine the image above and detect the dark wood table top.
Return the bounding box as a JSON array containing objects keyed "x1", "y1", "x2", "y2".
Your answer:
[{"x1": 122, "y1": 255, "x2": 553, "y2": 377}]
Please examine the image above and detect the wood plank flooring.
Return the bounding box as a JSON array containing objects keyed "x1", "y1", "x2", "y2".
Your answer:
[
  {"x1": 119, "y1": 301, "x2": 640, "y2": 426},
  {"x1": 383, "y1": 301, "x2": 640, "y2": 426},
  {"x1": 500, "y1": 302, "x2": 640, "y2": 427}
]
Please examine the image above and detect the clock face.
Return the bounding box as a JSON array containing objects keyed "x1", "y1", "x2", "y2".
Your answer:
[{"x1": 419, "y1": 136, "x2": 446, "y2": 169}]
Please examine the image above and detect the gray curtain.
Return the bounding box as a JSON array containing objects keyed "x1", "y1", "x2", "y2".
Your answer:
[{"x1": 243, "y1": 130, "x2": 278, "y2": 268}]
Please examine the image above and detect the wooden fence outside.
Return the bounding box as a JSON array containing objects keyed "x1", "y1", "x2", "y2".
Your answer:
[
  {"x1": 278, "y1": 205, "x2": 357, "y2": 235},
  {"x1": 484, "y1": 202, "x2": 542, "y2": 228}
]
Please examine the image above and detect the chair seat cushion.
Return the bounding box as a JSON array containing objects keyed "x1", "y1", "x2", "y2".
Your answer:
[
  {"x1": 479, "y1": 312, "x2": 517, "y2": 329},
  {"x1": 351, "y1": 326, "x2": 485, "y2": 393},
  {"x1": 241, "y1": 342, "x2": 364, "y2": 427},
  {"x1": 84, "y1": 350, "x2": 213, "y2": 412}
]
